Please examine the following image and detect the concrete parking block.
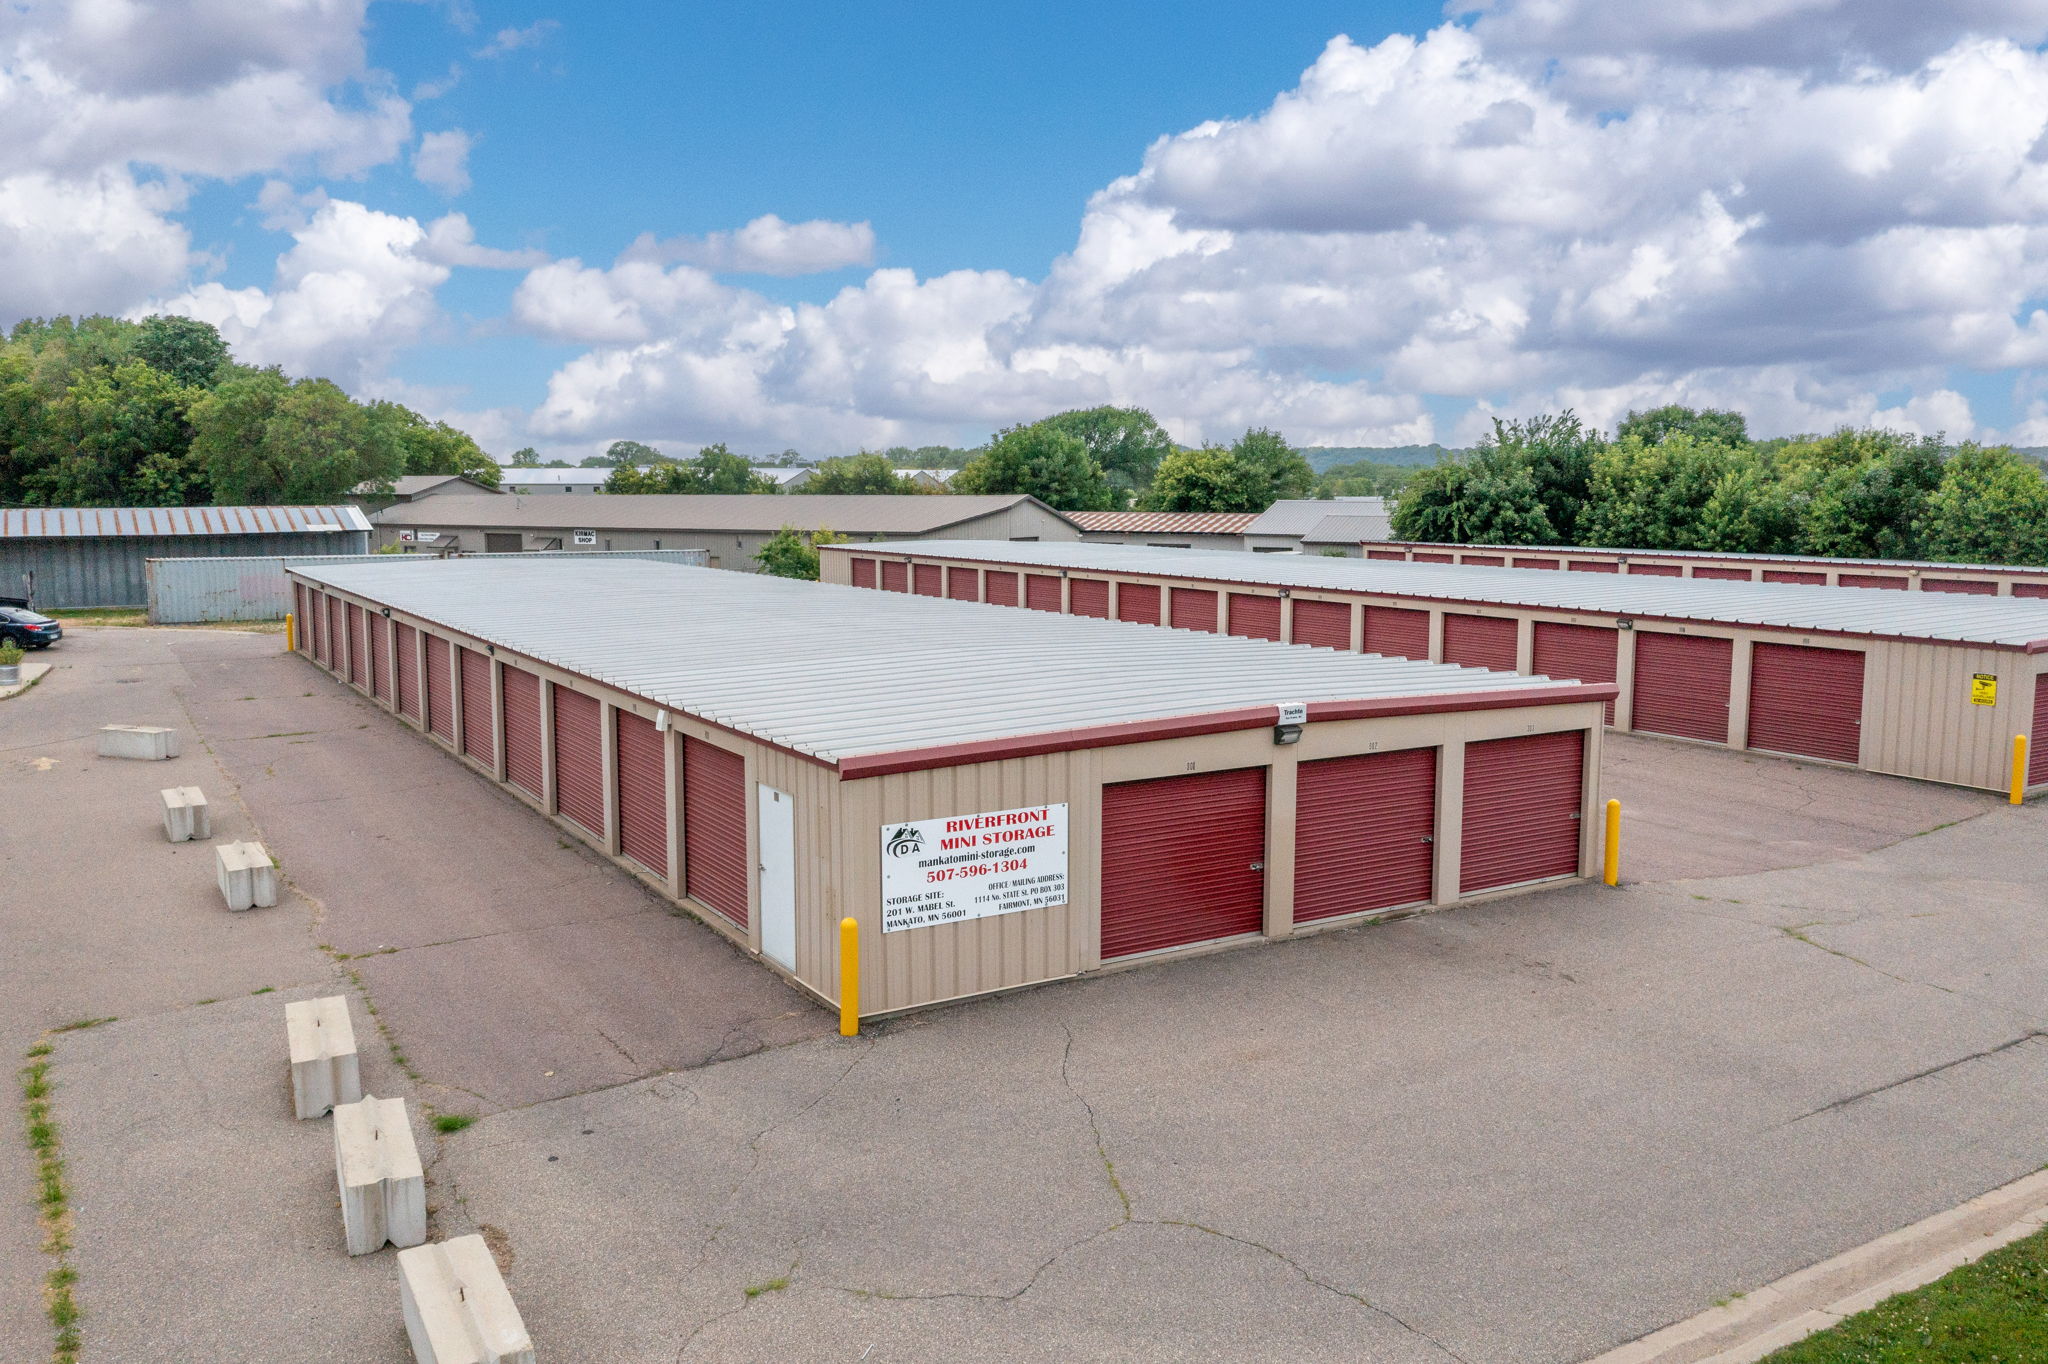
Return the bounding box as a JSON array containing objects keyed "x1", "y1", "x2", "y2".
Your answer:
[
  {"x1": 159, "y1": 785, "x2": 211, "y2": 842},
  {"x1": 335, "y1": 1095, "x2": 427, "y2": 1256},
  {"x1": 287, "y1": 995, "x2": 361, "y2": 1119},
  {"x1": 215, "y1": 840, "x2": 278, "y2": 910},
  {"x1": 399, "y1": 1236, "x2": 534, "y2": 1364},
  {"x1": 97, "y1": 723, "x2": 179, "y2": 759}
]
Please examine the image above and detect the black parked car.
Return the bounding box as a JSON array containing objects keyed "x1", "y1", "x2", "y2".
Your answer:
[{"x1": 0, "y1": 606, "x2": 62, "y2": 648}]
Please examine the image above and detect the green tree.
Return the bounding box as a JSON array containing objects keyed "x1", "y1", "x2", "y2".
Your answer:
[
  {"x1": 1315, "y1": 459, "x2": 1418, "y2": 498},
  {"x1": 1697, "y1": 464, "x2": 1800, "y2": 553},
  {"x1": 754, "y1": 525, "x2": 848, "y2": 579},
  {"x1": 603, "y1": 442, "x2": 777, "y2": 494},
  {"x1": 509, "y1": 446, "x2": 542, "y2": 467},
  {"x1": 365, "y1": 402, "x2": 501, "y2": 488},
  {"x1": 25, "y1": 360, "x2": 199, "y2": 505},
  {"x1": 1389, "y1": 452, "x2": 1557, "y2": 544},
  {"x1": 190, "y1": 372, "x2": 403, "y2": 504},
  {"x1": 1228, "y1": 427, "x2": 1315, "y2": 505},
  {"x1": 1576, "y1": 432, "x2": 1742, "y2": 549},
  {"x1": 952, "y1": 423, "x2": 1115, "y2": 510},
  {"x1": 130, "y1": 315, "x2": 230, "y2": 388},
  {"x1": 595, "y1": 439, "x2": 665, "y2": 467},
  {"x1": 1616, "y1": 404, "x2": 1750, "y2": 448},
  {"x1": 1145, "y1": 447, "x2": 1258, "y2": 512},
  {"x1": 1916, "y1": 445, "x2": 2048, "y2": 565},
  {"x1": 1477, "y1": 411, "x2": 1602, "y2": 541},
  {"x1": 805, "y1": 452, "x2": 919, "y2": 495},
  {"x1": 1038, "y1": 406, "x2": 1176, "y2": 498}
]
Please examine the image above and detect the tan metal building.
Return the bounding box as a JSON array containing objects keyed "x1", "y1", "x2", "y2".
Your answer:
[
  {"x1": 287, "y1": 558, "x2": 1612, "y2": 1015},
  {"x1": 369, "y1": 492, "x2": 1080, "y2": 568},
  {"x1": 821, "y1": 540, "x2": 2048, "y2": 795},
  {"x1": 1351, "y1": 539, "x2": 2048, "y2": 597},
  {"x1": 1067, "y1": 510, "x2": 1260, "y2": 551}
]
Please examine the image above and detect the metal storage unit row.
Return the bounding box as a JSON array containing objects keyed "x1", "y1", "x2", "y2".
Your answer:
[
  {"x1": 288, "y1": 559, "x2": 1611, "y2": 1015},
  {"x1": 1354, "y1": 540, "x2": 2048, "y2": 597},
  {"x1": 825, "y1": 542, "x2": 2048, "y2": 795}
]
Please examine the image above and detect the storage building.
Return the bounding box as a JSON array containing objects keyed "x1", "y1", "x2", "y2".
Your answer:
[
  {"x1": 1351, "y1": 540, "x2": 2048, "y2": 596},
  {"x1": 822, "y1": 541, "x2": 2048, "y2": 795},
  {"x1": 286, "y1": 558, "x2": 1613, "y2": 1014},
  {"x1": 1, "y1": 505, "x2": 370, "y2": 609},
  {"x1": 1067, "y1": 510, "x2": 1260, "y2": 552}
]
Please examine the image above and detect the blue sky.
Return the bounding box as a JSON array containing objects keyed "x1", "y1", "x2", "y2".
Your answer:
[{"x1": 8, "y1": 1, "x2": 2048, "y2": 459}]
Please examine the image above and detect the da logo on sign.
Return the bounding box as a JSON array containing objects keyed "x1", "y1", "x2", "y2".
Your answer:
[{"x1": 885, "y1": 825, "x2": 926, "y2": 858}]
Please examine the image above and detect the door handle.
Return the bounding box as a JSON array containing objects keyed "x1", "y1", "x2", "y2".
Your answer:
[{"x1": 1249, "y1": 861, "x2": 1264, "y2": 871}]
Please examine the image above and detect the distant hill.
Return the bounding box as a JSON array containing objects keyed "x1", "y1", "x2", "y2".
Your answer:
[{"x1": 1300, "y1": 444, "x2": 1465, "y2": 472}]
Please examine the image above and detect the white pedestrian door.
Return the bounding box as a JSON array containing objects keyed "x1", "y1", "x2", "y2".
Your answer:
[{"x1": 757, "y1": 785, "x2": 797, "y2": 971}]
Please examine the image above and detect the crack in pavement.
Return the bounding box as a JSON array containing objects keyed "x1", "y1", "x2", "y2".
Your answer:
[{"x1": 1776, "y1": 1030, "x2": 2048, "y2": 1128}]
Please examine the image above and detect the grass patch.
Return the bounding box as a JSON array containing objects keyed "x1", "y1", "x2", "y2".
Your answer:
[
  {"x1": 250, "y1": 986, "x2": 274, "y2": 995},
  {"x1": 432, "y1": 1113, "x2": 476, "y2": 1134},
  {"x1": 1762, "y1": 1221, "x2": 2048, "y2": 1361},
  {"x1": 41, "y1": 608, "x2": 285, "y2": 634},
  {"x1": 743, "y1": 1276, "x2": 791, "y2": 1298},
  {"x1": 49, "y1": 1018, "x2": 112, "y2": 1035},
  {"x1": 20, "y1": 1035, "x2": 81, "y2": 1361}
]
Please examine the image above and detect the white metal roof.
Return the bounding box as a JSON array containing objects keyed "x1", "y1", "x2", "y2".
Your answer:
[
  {"x1": 496, "y1": 468, "x2": 610, "y2": 487},
  {"x1": 867, "y1": 541, "x2": 2048, "y2": 651},
  {"x1": 289, "y1": 557, "x2": 1593, "y2": 766},
  {"x1": 0, "y1": 505, "x2": 371, "y2": 538},
  {"x1": 1245, "y1": 497, "x2": 1388, "y2": 537},
  {"x1": 1362, "y1": 538, "x2": 2048, "y2": 576}
]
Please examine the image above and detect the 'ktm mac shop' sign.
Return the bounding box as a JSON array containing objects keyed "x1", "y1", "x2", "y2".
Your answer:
[{"x1": 880, "y1": 804, "x2": 1069, "y2": 933}]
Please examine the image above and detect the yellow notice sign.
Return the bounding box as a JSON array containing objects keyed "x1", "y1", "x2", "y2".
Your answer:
[{"x1": 1970, "y1": 673, "x2": 1998, "y2": 706}]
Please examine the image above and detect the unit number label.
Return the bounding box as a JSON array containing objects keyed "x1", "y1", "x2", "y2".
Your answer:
[{"x1": 880, "y1": 804, "x2": 1069, "y2": 933}]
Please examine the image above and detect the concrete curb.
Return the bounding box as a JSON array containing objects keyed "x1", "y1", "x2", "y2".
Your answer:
[
  {"x1": 0, "y1": 659, "x2": 52, "y2": 699},
  {"x1": 1584, "y1": 1167, "x2": 2048, "y2": 1364}
]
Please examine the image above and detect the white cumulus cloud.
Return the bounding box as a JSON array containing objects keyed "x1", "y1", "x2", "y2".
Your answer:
[
  {"x1": 620, "y1": 214, "x2": 878, "y2": 276},
  {"x1": 413, "y1": 129, "x2": 473, "y2": 195}
]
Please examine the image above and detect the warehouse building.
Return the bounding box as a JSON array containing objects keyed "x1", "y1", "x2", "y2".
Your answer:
[
  {"x1": 371, "y1": 492, "x2": 1080, "y2": 567},
  {"x1": 822, "y1": 541, "x2": 2048, "y2": 795},
  {"x1": 287, "y1": 558, "x2": 1613, "y2": 1014},
  {"x1": 1350, "y1": 540, "x2": 2048, "y2": 596},
  {"x1": 1068, "y1": 510, "x2": 1259, "y2": 551},
  {"x1": 0, "y1": 505, "x2": 370, "y2": 609}
]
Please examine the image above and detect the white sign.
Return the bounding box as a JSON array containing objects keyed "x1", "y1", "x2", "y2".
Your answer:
[
  {"x1": 881, "y1": 803, "x2": 1068, "y2": 934},
  {"x1": 573, "y1": 530, "x2": 597, "y2": 545},
  {"x1": 1276, "y1": 700, "x2": 1307, "y2": 725},
  {"x1": 398, "y1": 530, "x2": 440, "y2": 543}
]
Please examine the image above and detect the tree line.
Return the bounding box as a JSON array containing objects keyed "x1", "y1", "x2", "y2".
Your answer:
[
  {"x1": 0, "y1": 315, "x2": 500, "y2": 507},
  {"x1": 1391, "y1": 406, "x2": 2048, "y2": 566}
]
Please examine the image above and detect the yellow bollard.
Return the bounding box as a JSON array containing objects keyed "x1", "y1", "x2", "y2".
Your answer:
[
  {"x1": 2013, "y1": 734, "x2": 2029, "y2": 806},
  {"x1": 839, "y1": 916, "x2": 860, "y2": 1037},
  {"x1": 1603, "y1": 798, "x2": 1621, "y2": 886},
  {"x1": 285, "y1": 611, "x2": 295, "y2": 654}
]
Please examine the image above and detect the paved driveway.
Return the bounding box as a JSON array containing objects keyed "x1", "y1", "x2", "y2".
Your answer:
[{"x1": 2, "y1": 626, "x2": 2036, "y2": 1363}]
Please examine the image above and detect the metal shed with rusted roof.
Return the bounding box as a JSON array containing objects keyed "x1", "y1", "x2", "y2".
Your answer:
[{"x1": 0, "y1": 505, "x2": 371, "y2": 608}]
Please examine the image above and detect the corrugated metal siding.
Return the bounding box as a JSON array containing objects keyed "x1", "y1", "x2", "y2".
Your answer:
[
  {"x1": 1100, "y1": 767, "x2": 1265, "y2": 957},
  {"x1": 1294, "y1": 748, "x2": 1435, "y2": 921},
  {"x1": 1170, "y1": 587, "x2": 1218, "y2": 632},
  {"x1": 1748, "y1": 642, "x2": 1863, "y2": 764},
  {"x1": 1633, "y1": 632, "x2": 1733, "y2": 743},
  {"x1": 1364, "y1": 606, "x2": 1429, "y2": 660},
  {"x1": 2, "y1": 531, "x2": 369, "y2": 609},
  {"x1": 395, "y1": 623, "x2": 420, "y2": 721},
  {"x1": 880, "y1": 560, "x2": 908, "y2": 592},
  {"x1": 1532, "y1": 622, "x2": 1619, "y2": 725},
  {"x1": 1026, "y1": 573, "x2": 1063, "y2": 611},
  {"x1": 1291, "y1": 598, "x2": 1351, "y2": 650},
  {"x1": 502, "y1": 665, "x2": 543, "y2": 796},
  {"x1": 426, "y1": 635, "x2": 454, "y2": 740},
  {"x1": 1765, "y1": 570, "x2": 1826, "y2": 584},
  {"x1": 1924, "y1": 577, "x2": 1997, "y2": 595},
  {"x1": 946, "y1": 566, "x2": 979, "y2": 601},
  {"x1": 1228, "y1": 592, "x2": 1282, "y2": 641},
  {"x1": 370, "y1": 613, "x2": 391, "y2": 702},
  {"x1": 986, "y1": 570, "x2": 1018, "y2": 606},
  {"x1": 1859, "y1": 643, "x2": 2018, "y2": 790},
  {"x1": 552, "y1": 684, "x2": 604, "y2": 836},
  {"x1": 1, "y1": 505, "x2": 367, "y2": 537},
  {"x1": 616, "y1": 710, "x2": 668, "y2": 875},
  {"x1": 1460, "y1": 731, "x2": 1584, "y2": 893},
  {"x1": 459, "y1": 647, "x2": 492, "y2": 762},
  {"x1": 1117, "y1": 581, "x2": 1160, "y2": 624},
  {"x1": 1070, "y1": 578, "x2": 1109, "y2": 618},
  {"x1": 1840, "y1": 573, "x2": 1907, "y2": 590},
  {"x1": 851, "y1": 557, "x2": 876, "y2": 588},
  {"x1": 913, "y1": 564, "x2": 943, "y2": 597},
  {"x1": 685, "y1": 737, "x2": 749, "y2": 928},
  {"x1": 1441, "y1": 613, "x2": 1517, "y2": 672}
]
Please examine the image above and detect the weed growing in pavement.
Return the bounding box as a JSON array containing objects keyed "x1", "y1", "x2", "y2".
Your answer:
[
  {"x1": 432, "y1": 1114, "x2": 476, "y2": 1134},
  {"x1": 251, "y1": 986, "x2": 274, "y2": 995},
  {"x1": 18, "y1": 1021, "x2": 112, "y2": 1362},
  {"x1": 744, "y1": 1277, "x2": 791, "y2": 1298}
]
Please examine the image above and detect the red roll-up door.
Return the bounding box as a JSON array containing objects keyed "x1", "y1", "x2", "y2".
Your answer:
[
  {"x1": 1100, "y1": 767, "x2": 1265, "y2": 958},
  {"x1": 552, "y1": 684, "x2": 604, "y2": 836},
  {"x1": 1632, "y1": 632, "x2": 1733, "y2": 743},
  {"x1": 1532, "y1": 622, "x2": 1619, "y2": 724},
  {"x1": 946, "y1": 566, "x2": 980, "y2": 601},
  {"x1": 311, "y1": 591, "x2": 328, "y2": 664},
  {"x1": 1294, "y1": 748, "x2": 1435, "y2": 922},
  {"x1": 395, "y1": 623, "x2": 420, "y2": 722},
  {"x1": 684, "y1": 737, "x2": 748, "y2": 928},
  {"x1": 1414, "y1": 552, "x2": 1453, "y2": 562},
  {"x1": 345, "y1": 604, "x2": 366, "y2": 686},
  {"x1": 2013, "y1": 583, "x2": 2048, "y2": 599},
  {"x1": 1117, "y1": 581, "x2": 1160, "y2": 624},
  {"x1": 851, "y1": 558, "x2": 877, "y2": 589},
  {"x1": 1170, "y1": 587, "x2": 1218, "y2": 632},
  {"x1": 1228, "y1": 593, "x2": 1282, "y2": 640},
  {"x1": 1764, "y1": 570, "x2": 1826, "y2": 584},
  {"x1": 425, "y1": 637, "x2": 454, "y2": 741},
  {"x1": 1923, "y1": 577, "x2": 1996, "y2": 595},
  {"x1": 368, "y1": 616, "x2": 390, "y2": 703},
  {"x1": 1363, "y1": 605, "x2": 1430, "y2": 660},
  {"x1": 1070, "y1": 578, "x2": 1109, "y2": 618},
  {"x1": 913, "y1": 564, "x2": 943, "y2": 597},
  {"x1": 1693, "y1": 567, "x2": 1751, "y2": 581},
  {"x1": 1630, "y1": 563, "x2": 1682, "y2": 577},
  {"x1": 879, "y1": 560, "x2": 908, "y2": 592},
  {"x1": 459, "y1": 648, "x2": 494, "y2": 763},
  {"x1": 1367, "y1": 550, "x2": 1408, "y2": 561},
  {"x1": 986, "y1": 571, "x2": 1019, "y2": 607},
  {"x1": 501, "y1": 665, "x2": 542, "y2": 797},
  {"x1": 1513, "y1": 557, "x2": 1560, "y2": 569},
  {"x1": 2031, "y1": 676, "x2": 2048, "y2": 786},
  {"x1": 1461, "y1": 554, "x2": 1504, "y2": 566},
  {"x1": 616, "y1": 710, "x2": 668, "y2": 875},
  {"x1": 1461, "y1": 731, "x2": 1584, "y2": 894},
  {"x1": 294, "y1": 584, "x2": 309, "y2": 653},
  {"x1": 1748, "y1": 642, "x2": 1864, "y2": 764},
  {"x1": 326, "y1": 596, "x2": 343, "y2": 672},
  {"x1": 1569, "y1": 560, "x2": 1619, "y2": 573},
  {"x1": 1026, "y1": 574, "x2": 1063, "y2": 611},
  {"x1": 1291, "y1": 598, "x2": 1351, "y2": 650},
  {"x1": 1441, "y1": 613, "x2": 1518, "y2": 672},
  {"x1": 1840, "y1": 572, "x2": 1907, "y2": 590}
]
